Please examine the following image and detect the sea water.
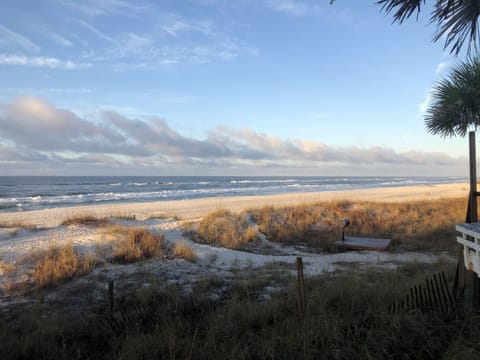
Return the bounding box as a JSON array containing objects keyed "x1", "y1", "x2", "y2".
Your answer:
[{"x1": 0, "y1": 176, "x2": 466, "y2": 213}]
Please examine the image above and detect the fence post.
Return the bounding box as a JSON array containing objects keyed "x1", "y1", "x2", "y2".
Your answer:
[
  {"x1": 296, "y1": 257, "x2": 306, "y2": 317},
  {"x1": 108, "y1": 280, "x2": 114, "y2": 324}
]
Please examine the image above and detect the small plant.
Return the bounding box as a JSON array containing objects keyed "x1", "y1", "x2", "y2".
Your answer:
[
  {"x1": 62, "y1": 214, "x2": 109, "y2": 226},
  {"x1": 173, "y1": 242, "x2": 196, "y2": 262},
  {"x1": 195, "y1": 209, "x2": 261, "y2": 249},
  {"x1": 113, "y1": 228, "x2": 164, "y2": 264},
  {"x1": 32, "y1": 242, "x2": 97, "y2": 288},
  {"x1": 0, "y1": 260, "x2": 17, "y2": 276},
  {"x1": 197, "y1": 208, "x2": 244, "y2": 249},
  {"x1": 243, "y1": 225, "x2": 258, "y2": 242}
]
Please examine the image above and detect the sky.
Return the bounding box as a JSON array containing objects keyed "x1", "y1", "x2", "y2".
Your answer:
[{"x1": 0, "y1": 0, "x2": 473, "y2": 176}]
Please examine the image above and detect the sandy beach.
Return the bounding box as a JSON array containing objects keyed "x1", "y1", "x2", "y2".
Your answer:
[
  {"x1": 0, "y1": 182, "x2": 463, "y2": 314},
  {"x1": 0, "y1": 182, "x2": 469, "y2": 228}
]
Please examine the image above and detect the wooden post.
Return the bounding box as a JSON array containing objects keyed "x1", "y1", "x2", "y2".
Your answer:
[
  {"x1": 469, "y1": 131, "x2": 480, "y2": 308},
  {"x1": 108, "y1": 280, "x2": 114, "y2": 324},
  {"x1": 453, "y1": 131, "x2": 478, "y2": 305},
  {"x1": 469, "y1": 131, "x2": 478, "y2": 223},
  {"x1": 296, "y1": 257, "x2": 306, "y2": 317}
]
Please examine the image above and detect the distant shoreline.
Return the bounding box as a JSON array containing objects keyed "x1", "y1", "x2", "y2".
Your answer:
[
  {"x1": 0, "y1": 175, "x2": 466, "y2": 213},
  {"x1": 0, "y1": 182, "x2": 469, "y2": 229}
]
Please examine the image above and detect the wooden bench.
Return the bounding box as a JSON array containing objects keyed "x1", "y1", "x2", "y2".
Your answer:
[
  {"x1": 333, "y1": 218, "x2": 391, "y2": 251},
  {"x1": 334, "y1": 237, "x2": 391, "y2": 251}
]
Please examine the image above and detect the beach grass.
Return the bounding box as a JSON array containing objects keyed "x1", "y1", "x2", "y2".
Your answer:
[
  {"x1": 32, "y1": 242, "x2": 97, "y2": 288},
  {"x1": 2, "y1": 265, "x2": 480, "y2": 359},
  {"x1": 112, "y1": 228, "x2": 165, "y2": 264},
  {"x1": 173, "y1": 242, "x2": 196, "y2": 262},
  {"x1": 195, "y1": 209, "x2": 251, "y2": 249},
  {"x1": 254, "y1": 198, "x2": 467, "y2": 252}
]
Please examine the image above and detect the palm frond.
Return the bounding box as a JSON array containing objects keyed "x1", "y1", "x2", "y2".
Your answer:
[
  {"x1": 425, "y1": 57, "x2": 480, "y2": 137},
  {"x1": 376, "y1": 0, "x2": 425, "y2": 23},
  {"x1": 432, "y1": 0, "x2": 480, "y2": 55},
  {"x1": 374, "y1": 0, "x2": 480, "y2": 55}
]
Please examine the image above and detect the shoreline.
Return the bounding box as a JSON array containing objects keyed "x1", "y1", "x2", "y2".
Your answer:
[{"x1": 0, "y1": 183, "x2": 469, "y2": 228}]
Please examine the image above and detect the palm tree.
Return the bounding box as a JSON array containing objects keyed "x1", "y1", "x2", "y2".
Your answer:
[
  {"x1": 425, "y1": 56, "x2": 480, "y2": 301},
  {"x1": 331, "y1": 0, "x2": 480, "y2": 55},
  {"x1": 425, "y1": 56, "x2": 480, "y2": 136}
]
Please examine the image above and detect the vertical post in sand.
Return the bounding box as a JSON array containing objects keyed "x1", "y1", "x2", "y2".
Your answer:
[
  {"x1": 296, "y1": 257, "x2": 306, "y2": 317},
  {"x1": 469, "y1": 131, "x2": 480, "y2": 307},
  {"x1": 108, "y1": 280, "x2": 114, "y2": 324},
  {"x1": 453, "y1": 131, "x2": 478, "y2": 304},
  {"x1": 469, "y1": 131, "x2": 478, "y2": 223}
]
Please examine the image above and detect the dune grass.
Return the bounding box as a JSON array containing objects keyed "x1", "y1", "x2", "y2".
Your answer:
[
  {"x1": 196, "y1": 209, "x2": 258, "y2": 249},
  {"x1": 32, "y1": 242, "x2": 97, "y2": 288},
  {"x1": 192, "y1": 198, "x2": 466, "y2": 253},
  {"x1": 112, "y1": 228, "x2": 165, "y2": 264},
  {"x1": 173, "y1": 242, "x2": 196, "y2": 262},
  {"x1": 21, "y1": 227, "x2": 166, "y2": 289},
  {"x1": 2, "y1": 264, "x2": 480, "y2": 359}
]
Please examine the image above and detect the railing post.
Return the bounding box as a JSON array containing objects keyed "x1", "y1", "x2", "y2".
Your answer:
[{"x1": 296, "y1": 257, "x2": 306, "y2": 317}]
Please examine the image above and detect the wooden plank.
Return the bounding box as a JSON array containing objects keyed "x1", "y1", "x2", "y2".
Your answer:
[{"x1": 334, "y1": 236, "x2": 391, "y2": 251}]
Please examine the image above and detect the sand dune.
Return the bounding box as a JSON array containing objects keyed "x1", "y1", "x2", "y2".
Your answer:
[{"x1": 0, "y1": 183, "x2": 469, "y2": 228}]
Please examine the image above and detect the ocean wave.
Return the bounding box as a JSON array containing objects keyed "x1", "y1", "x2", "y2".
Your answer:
[
  {"x1": 230, "y1": 179, "x2": 296, "y2": 184},
  {"x1": 0, "y1": 176, "x2": 468, "y2": 213}
]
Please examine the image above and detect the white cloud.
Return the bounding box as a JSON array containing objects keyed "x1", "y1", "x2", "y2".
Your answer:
[
  {"x1": 265, "y1": 0, "x2": 323, "y2": 17},
  {"x1": 0, "y1": 55, "x2": 91, "y2": 69},
  {"x1": 38, "y1": 27, "x2": 73, "y2": 48},
  {"x1": 56, "y1": 0, "x2": 149, "y2": 18},
  {"x1": 418, "y1": 89, "x2": 433, "y2": 118},
  {"x1": 0, "y1": 24, "x2": 40, "y2": 52},
  {"x1": 0, "y1": 96, "x2": 463, "y2": 175},
  {"x1": 97, "y1": 38, "x2": 243, "y2": 68},
  {"x1": 75, "y1": 20, "x2": 114, "y2": 42},
  {"x1": 161, "y1": 17, "x2": 215, "y2": 37},
  {"x1": 435, "y1": 61, "x2": 449, "y2": 76}
]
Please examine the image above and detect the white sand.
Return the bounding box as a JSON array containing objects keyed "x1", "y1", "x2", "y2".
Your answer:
[{"x1": 0, "y1": 183, "x2": 469, "y2": 228}]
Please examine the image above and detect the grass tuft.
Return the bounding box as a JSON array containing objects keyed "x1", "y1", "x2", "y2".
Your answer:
[
  {"x1": 113, "y1": 228, "x2": 164, "y2": 264},
  {"x1": 32, "y1": 242, "x2": 97, "y2": 288},
  {"x1": 173, "y1": 242, "x2": 197, "y2": 262}
]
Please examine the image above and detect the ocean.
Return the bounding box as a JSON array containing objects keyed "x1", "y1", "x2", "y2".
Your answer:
[{"x1": 0, "y1": 176, "x2": 466, "y2": 213}]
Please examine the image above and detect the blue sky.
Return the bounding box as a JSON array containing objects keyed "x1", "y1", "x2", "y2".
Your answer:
[{"x1": 0, "y1": 0, "x2": 471, "y2": 176}]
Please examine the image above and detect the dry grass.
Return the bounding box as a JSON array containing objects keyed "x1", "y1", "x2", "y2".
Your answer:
[
  {"x1": 5, "y1": 266, "x2": 478, "y2": 359},
  {"x1": 196, "y1": 209, "x2": 259, "y2": 249},
  {"x1": 32, "y1": 242, "x2": 97, "y2": 288},
  {"x1": 61, "y1": 214, "x2": 110, "y2": 227},
  {"x1": 173, "y1": 242, "x2": 196, "y2": 262},
  {"x1": 113, "y1": 228, "x2": 165, "y2": 264},
  {"x1": 243, "y1": 225, "x2": 258, "y2": 242},
  {"x1": 0, "y1": 260, "x2": 17, "y2": 276},
  {"x1": 195, "y1": 198, "x2": 466, "y2": 252}
]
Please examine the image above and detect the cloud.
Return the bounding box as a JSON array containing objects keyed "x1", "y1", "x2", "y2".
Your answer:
[
  {"x1": 75, "y1": 20, "x2": 114, "y2": 42},
  {"x1": 38, "y1": 27, "x2": 73, "y2": 48},
  {"x1": 0, "y1": 54, "x2": 91, "y2": 69},
  {"x1": 0, "y1": 96, "x2": 147, "y2": 155},
  {"x1": 418, "y1": 89, "x2": 433, "y2": 118},
  {"x1": 264, "y1": 0, "x2": 323, "y2": 17},
  {"x1": 161, "y1": 17, "x2": 215, "y2": 37},
  {"x1": 0, "y1": 96, "x2": 464, "y2": 175},
  {"x1": 0, "y1": 24, "x2": 40, "y2": 52},
  {"x1": 57, "y1": 0, "x2": 149, "y2": 18},
  {"x1": 435, "y1": 61, "x2": 449, "y2": 76},
  {"x1": 97, "y1": 37, "x2": 244, "y2": 68}
]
